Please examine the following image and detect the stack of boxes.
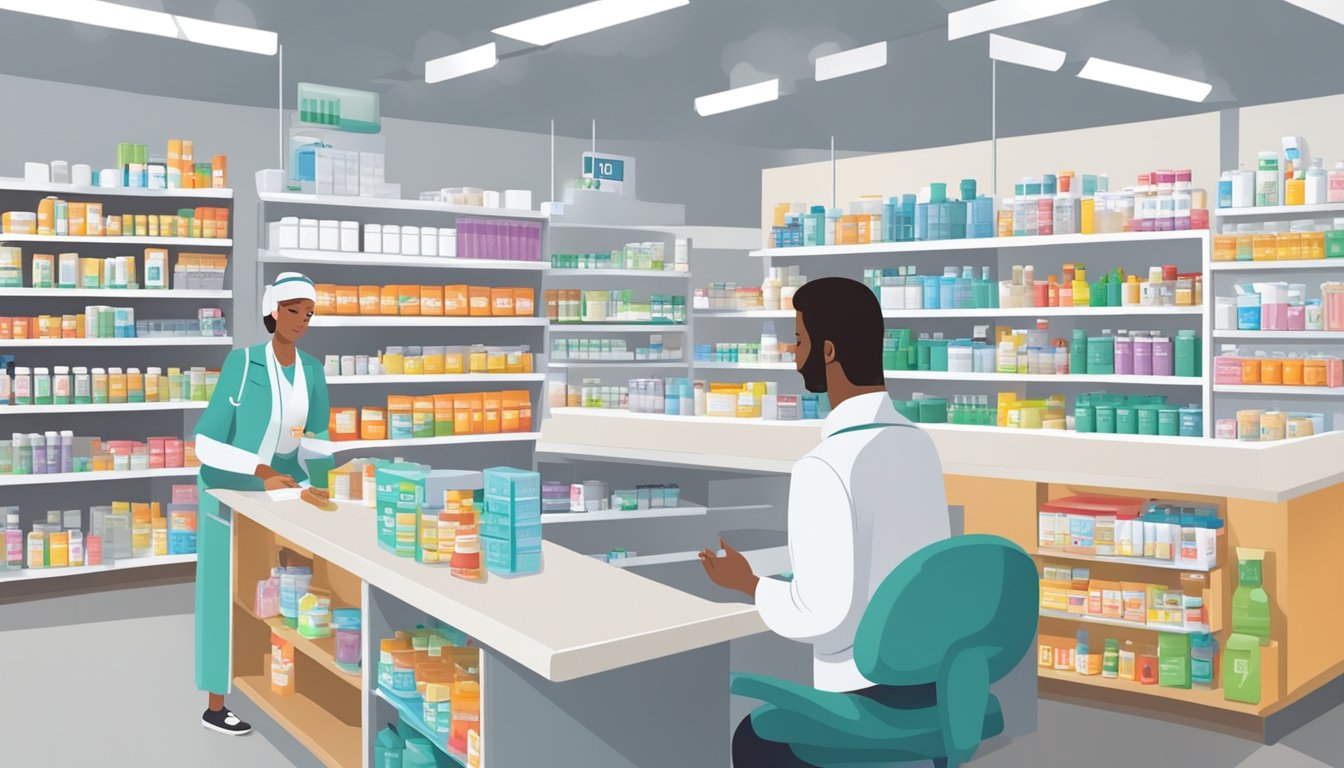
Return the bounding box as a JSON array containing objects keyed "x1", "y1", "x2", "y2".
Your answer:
[{"x1": 482, "y1": 467, "x2": 542, "y2": 575}]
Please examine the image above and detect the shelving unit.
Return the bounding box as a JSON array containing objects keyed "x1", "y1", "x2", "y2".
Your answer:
[
  {"x1": 1211, "y1": 330, "x2": 1344, "y2": 340},
  {"x1": 327, "y1": 373, "x2": 546, "y2": 385},
  {"x1": 1213, "y1": 385, "x2": 1344, "y2": 397},
  {"x1": 548, "y1": 361, "x2": 686, "y2": 369},
  {"x1": 258, "y1": 190, "x2": 546, "y2": 219},
  {"x1": 235, "y1": 600, "x2": 361, "y2": 690},
  {"x1": 1214, "y1": 203, "x2": 1344, "y2": 219},
  {"x1": 1039, "y1": 608, "x2": 1200, "y2": 635},
  {"x1": 1036, "y1": 549, "x2": 1216, "y2": 573},
  {"x1": 374, "y1": 688, "x2": 468, "y2": 767},
  {"x1": 260, "y1": 248, "x2": 548, "y2": 271},
  {"x1": 750, "y1": 229, "x2": 1208, "y2": 259},
  {"x1": 541, "y1": 504, "x2": 708, "y2": 524},
  {"x1": 697, "y1": 306, "x2": 1204, "y2": 319},
  {"x1": 310, "y1": 316, "x2": 547, "y2": 328},
  {"x1": 1209, "y1": 260, "x2": 1341, "y2": 272},
  {"x1": 550, "y1": 323, "x2": 688, "y2": 333},
  {"x1": 328, "y1": 432, "x2": 541, "y2": 453},
  {"x1": 547, "y1": 268, "x2": 690, "y2": 278},
  {"x1": 881, "y1": 371, "x2": 1201, "y2": 386},
  {"x1": 0, "y1": 180, "x2": 232, "y2": 587}
]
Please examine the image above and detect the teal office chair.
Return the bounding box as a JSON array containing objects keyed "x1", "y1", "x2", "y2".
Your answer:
[{"x1": 732, "y1": 534, "x2": 1038, "y2": 768}]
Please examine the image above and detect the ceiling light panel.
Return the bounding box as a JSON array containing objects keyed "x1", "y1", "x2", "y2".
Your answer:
[
  {"x1": 493, "y1": 0, "x2": 688, "y2": 47},
  {"x1": 815, "y1": 41, "x2": 888, "y2": 82},
  {"x1": 948, "y1": 0, "x2": 1111, "y2": 41},
  {"x1": 1280, "y1": 0, "x2": 1344, "y2": 26},
  {"x1": 694, "y1": 79, "x2": 780, "y2": 117},
  {"x1": 0, "y1": 0, "x2": 277, "y2": 55},
  {"x1": 988, "y1": 34, "x2": 1066, "y2": 71},
  {"x1": 1076, "y1": 57, "x2": 1212, "y2": 102},
  {"x1": 426, "y1": 43, "x2": 498, "y2": 83}
]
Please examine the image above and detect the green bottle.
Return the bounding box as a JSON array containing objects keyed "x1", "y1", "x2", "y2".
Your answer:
[{"x1": 1232, "y1": 547, "x2": 1272, "y2": 643}]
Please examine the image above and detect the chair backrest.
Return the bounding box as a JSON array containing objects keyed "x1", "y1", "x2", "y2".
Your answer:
[{"x1": 853, "y1": 534, "x2": 1038, "y2": 688}]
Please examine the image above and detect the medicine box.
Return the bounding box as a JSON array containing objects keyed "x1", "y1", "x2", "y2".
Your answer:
[{"x1": 484, "y1": 467, "x2": 541, "y2": 500}]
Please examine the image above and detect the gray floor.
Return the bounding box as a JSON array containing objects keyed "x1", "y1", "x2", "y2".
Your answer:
[{"x1": 2, "y1": 581, "x2": 1343, "y2": 768}]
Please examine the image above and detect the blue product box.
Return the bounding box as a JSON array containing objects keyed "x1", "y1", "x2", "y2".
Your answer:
[
  {"x1": 479, "y1": 512, "x2": 513, "y2": 541},
  {"x1": 483, "y1": 537, "x2": 542, "y2": 574},
  {"x1": 484, "y1": 467, "x2": 541, "y2": 500},
  {"x1": 513, "y1": 523, "x2": 543, "y2": 551},
  {"x1": 487, "y1": 495, "x2": 541, "y2": 521},
  {"x1": 168, "y1": 531, "x2": 196, "y2": 555}
]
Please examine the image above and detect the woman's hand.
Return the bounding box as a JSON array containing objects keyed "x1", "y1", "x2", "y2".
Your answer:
[{"x1": 256, "y1": 464, "x2": 299, "y2": 491}]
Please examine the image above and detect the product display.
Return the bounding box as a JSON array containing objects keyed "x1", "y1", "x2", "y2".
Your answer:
[
  {"x1": 1037, "y1": 496, "x2": 1222, "y2": 568},
  {"x1": 376, "y1": 626, "x2": 480, "y2": 760},
  {"x1": 1214, "y1": 409, "x2": 1324, "y2": 442},
  {"x1": 695, "y1": 267, "x2": 808, "y2": 312},
  {"x1": 2, "y1": 432, "x2": 197, "y2": 475},
  {"x1": 327, "y1": 390, "x2": 533, "y2": 441},
  {"x1": 313, "y1": 282, "x2": 535, "y2": 318},
  {"x1": 1, "y1": 199, "x2": 229, "y2": 239},
  {"x1": 322, "y1": 345, "x2": 534, "y2": 378},
  {"x1": 545, "y1": 288, "x2": 686, "y2": 324},
  {"x1": 0, "y1": 306, "x2": 227, "y2": 340},
  {"x1": 1213, "y1": 349, "x2": 1342, "y2": 388},
  {"x1": 551, "y1": 239, "x2": 687, "y2": 272},
  {"x1": 14, "y1": 140, "x2": 227, "y2": 191},
  {"x1": 551, "y1": 335, "x2": 680, "y2": 362},
  {"x1": 1218, "y1": 138, "x2": 1344, "y2": 209},
  {"x1": 1, "y1": 361, "x2": 217, "y2": 406},
  {"x1": 0, "y1": 246, "x2": 227, "y2": 291}
]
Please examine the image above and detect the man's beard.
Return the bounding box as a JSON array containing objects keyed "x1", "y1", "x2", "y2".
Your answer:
[{"x1": 799, "y1": 346, "x2": 828, "y2": 393}]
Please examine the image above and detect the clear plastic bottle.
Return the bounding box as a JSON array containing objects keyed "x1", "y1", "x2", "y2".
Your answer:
[{"x1": 1306, "y1": 158, "x2": 1328, "y2": 205}]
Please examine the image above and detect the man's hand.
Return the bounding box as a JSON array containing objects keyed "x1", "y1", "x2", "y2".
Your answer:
[
  {"x1": 260, "y1": 471, "x2": 299, "y2": 491},
  {"x1": 699, "y1": 538, "x2": 759, "y2": 597}
]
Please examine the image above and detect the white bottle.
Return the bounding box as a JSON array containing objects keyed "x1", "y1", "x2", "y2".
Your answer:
[
  {"x1": 761, "y1": 268, "x2": 782, "y2": 312},
  {"x1": 760, "y1": 321, "x2": 780, "y2": 364},
  {"x1": 1306, "y1": 158, "x2": 1328, "y2": 205}
]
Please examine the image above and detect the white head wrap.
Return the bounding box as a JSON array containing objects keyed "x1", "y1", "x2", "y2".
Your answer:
[{"x1": 262, "y1": 271, "x2": 317, "y2": 316}]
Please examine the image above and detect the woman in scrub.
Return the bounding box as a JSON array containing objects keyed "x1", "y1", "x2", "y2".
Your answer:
[{"x1": 193, "y1": 272, "x2": 332, "y2": 735}]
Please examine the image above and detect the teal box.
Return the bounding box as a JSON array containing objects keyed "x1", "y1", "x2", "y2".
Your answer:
[
  {"x1": 1158, "y1": 407, "x2": 1181, "y2": 436},
  {"x1": 485, "y1": 494, "x2": 541, "y2": 521},
  {"x1": 1137, "y1": 404, "x2": 1161, "y2": 435},
  {"x1": 928, "y1": 339, "x2": 950, "y2": 372},
  {"x1": 1095, "y1": 405, "x2": 1117, "y2": 434},
  {"x1": 1087, "y1": 336, "x2": 1115, "y2": 375},
  {"x1": 483, "y1": 536, "x2": 542, "y2": 574},
  {"x1": 1116, "y1": 405, "x2": 1137, "y2": 434},
  {"x1": 1179, "y1": 407, "x2": 1203, "y2": 437},
  {"x1": 1075, "y1": 404, "x2": 1096, "y2": 433},
  {"x1": 484, "y1": 466, "x2": 541, "y2": 499}
]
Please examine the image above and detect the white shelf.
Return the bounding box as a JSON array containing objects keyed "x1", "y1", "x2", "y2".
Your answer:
[
  {"x1": 0, "y1": 553, "x2": 196, "y2": 582},
  {"x1": 1214, "y1": 203, "x2": 1344, "y2": 218},
  {"x1": 259, "y1": 191, "x2": 548, "y2": 219},
  {"x1": 1209, "y1": 260, "x2": 1343, "y2": 271},
  {"x1": 1036, "y1": 549, "x2": 1216, "y2": 573},
  {"x1": 550, "y1": 324, "x2": 688, "y2": 333},
  {"x1": 259, "y1": 248, "x2": 548, "y2": 271},
  {"x1": 1211, "y1": 330, "x2": 1344, "y2": 340},
  {"x1": 541, "y1": 505, "x2": 708, "y2": 524},
  {"x1": 1039, "y1": 608, "x2": 1199, "y2": 634},
  {"x1": 0, "y1": 288, "x2": 231, "y2": 299},
  {"x1": 0, "y1": 235, "x2": 231, "y2": 247},
  {"x1": 3, "y1": 336, "x2": 233, "y2": 347},
  {"x1": 549, "y1": 361, "x2": 686, "y2": 369},
  {"x1": 751, "y1": 230, "x2": 1207, "y2": 258},
  {"x1": 550, "y1": 222, "x2": 761, "y2": 250},
  {"x1": 327, "y1": 373, "x2": 546, "y2": 385},
  {"x1": 1213, "y1": 385, "x2": 1344, "y2": 396},
  {"x1": 693, "y1": 361, "x2": 795, "y2": 371},
  {"x1": 0, "y1": 179, "x2": 233, "y2": 199},
  {"x1": 883, "y1": 371, "x2": 1202, "y2": 386},
  {"x1": 697, "y1": 306, "x2": 1203, "y2": 320},
  {"x1": 2, "y1": 401, "x2": 207, "y2": 415},
  {"x1": 546, "y1": 268, "x2": 690, "y2": 278},
  {"x1": 329, "y1": 432, "x2": 541, "y2": 452},
  {"x1": 602, "y1": 550, "x2": 705, "y2": 568},
  {"x1": 310, "y1": 316, "x2": 546, "y2": 328},
  {"x1": 0, "y1": 466, "x2": 199, "y2": 487}
]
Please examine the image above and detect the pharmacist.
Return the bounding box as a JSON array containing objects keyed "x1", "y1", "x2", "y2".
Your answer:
[
  {"x1": 193, "y1": 272, "x2": 334, "y2": 736},
  {"x1": 699, "y1": 277, "x2": 952, "y2": 767}
]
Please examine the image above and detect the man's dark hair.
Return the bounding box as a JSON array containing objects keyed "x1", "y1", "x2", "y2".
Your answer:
[{"x1": 792, "y1": 276, "x2": 885, "y2": 387}]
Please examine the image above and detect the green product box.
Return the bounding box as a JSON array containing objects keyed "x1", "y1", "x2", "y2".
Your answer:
[
  {"x1": 1158, "y1": 632, "x2": 1191, "y2": 689},
  {"x1": 1223, "y1": 633, "x2": 1262, "y2": 704},
  {"x1": 1325, "y1": 229, "x2": 1344, "y2": 258},
  {"x1": 1095, "y1": 405, "x2": 1117, "y2": 434},
  {"x1": 1116, "y1": 405, "x2": 1137, "y2": 434},
  {"x1": 1158, "y1": 407, "x2": 1181, "y2": 437}
]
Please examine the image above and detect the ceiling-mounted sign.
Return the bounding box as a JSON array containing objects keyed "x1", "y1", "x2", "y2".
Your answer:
[{"x1": 582, "y1": 152, "x2": 636, "y2": 197}]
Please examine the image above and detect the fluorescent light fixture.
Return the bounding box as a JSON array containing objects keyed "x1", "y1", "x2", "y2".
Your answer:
[
  {"x1": 948, "y1": 0, "x2": 1111, "y2": 40},
  {"x1": 493, "y1": 0, "x2": 688, "y2": 47},
  {"x1": 426, "y1": 43, "x2": 498, "y2": 83},
  {"x1": 988, "y1": 34, "x2": 1065, "y2": 71},
  {"x1": 815, "y1": 41, "x2": 888, "y2": 82},
  {"x1": 694, "y1": 79, "x2": 780, "y2": 117},
  {"x1": 1076, "y1": 57, "x2": 1212, "y2": 102},
  {"x1": 0, "y1": 0, "x2": 277, "y2": 55},
  {"x1": 1281, "y1": 0, "x2": 1344, "y2": 26}
]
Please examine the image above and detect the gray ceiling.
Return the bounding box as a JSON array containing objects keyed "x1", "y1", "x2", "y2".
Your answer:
[{"x1": 1, "y1": 0, "x2": 1341, "y2": 152}]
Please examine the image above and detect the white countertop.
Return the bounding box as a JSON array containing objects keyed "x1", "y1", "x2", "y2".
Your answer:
[
  {"x1": 212, "y1": 489, "x2": 765, "y2": 682},
  {"x1": 538, "y1": 409, "x2": 1344, "y2": 503}
]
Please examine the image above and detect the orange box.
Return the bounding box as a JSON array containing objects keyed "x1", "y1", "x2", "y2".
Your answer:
[
  {"x1": 106, "y1": 216, "x2": 122, "y2": 236},
  {"x1": 491, "y1": 288, "x2": 515, "y2": 317},
  {"x1": 1305, "y1": 359, "x2": 1327, "y2": 387},
  {"x1": 444, "y1": 285, "x2": 469, "y2": 316},
  {"x1": 482, "y1": 392, "x2": 502, "y2": 434},
  {"x1": 315, "y1": 284, "x2": 338, "y2": 315},
  {"x1": 67, "y1": 202, "x2": 88, "y2": 236},
  {"x1": 360, "y1": 407, "x2": 387, "y2": 440},
  {"x1": 468, "y1": 392, "x2": 485, "y2": 433},
  {"x1": 13, "y1": 317, "x2": 30, "y2": 339},
  {"x1": 1241, "y1": 358, "x2": 1261, "y2": 385},
  {"x1": 420, "y1": 286, "x2": 444, "y2": 316},
  {"x1": 453, "y1": 395, "x2": 474, "y2": 436},
  {"x1": 381, "y1": 285, "x2": 399, "y2": 315},
  {"x1": 1261, "y1": 359, "x2": 1283, "y2": 385},
  {"x1": 469, "y1": 286, "x2": 491, "y2": 317},
  {"x1": 335, "y1": 286, "x2": 359, "y2": 315},
  {"x1": 1282, "y1": 359, "x2": 1304, "y2": 386},
  {"x1": 387, "y1": 395, "x2": 413, "y2": 415},
  {"x1": 433, "y1": 394, "x2": 455, "y2": 437},
  {"x1": 0, "y1": 318, "x2": 10, "y2": 339},
  {"x1": 506, "y1": 390, "x2": 533, "y2": 432},
  {"x1": 359, "y1": 286, "x2": 381, "y2": 316},
  {"x1": 513, "y1": 287, "x2": 535, "y2": 317},
  {"x1": 329, "y1": 407, "x2": 359, "y2": 441},
  {"x1": 501, "y1": 392, "x2": 522, "y2": 433},
  {"x1": 399, "y1": 285, "x2": 421, "y2": 316}
]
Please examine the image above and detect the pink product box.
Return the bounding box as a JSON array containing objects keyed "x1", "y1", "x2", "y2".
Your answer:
[
  {"x1": 1328, "y1": 358, "x2": 1344, "y2": 388},
  {"x1": 105, "y1": 440, "x2": 138, "y2": 456},
  {"x1": 172, "y1": 484, "x2": 199, "y2": 504},
  {"x1": 1215, "y1": 419, "x2": 1238, "y2": 439},
  {"x1": 1260, "y1": 302, "x2": 1289, "y2": 331},
  {"x1": 148, "y1": 436, "x2": 166, "y2": 469},
  {"x1": 165, "y1": 438, "x2": 185, "y2": 468},
  {"x1": 1214, "y1": 357, "x2": 1245, "y2": 385},
  {"x1": 1286, "y1": 305, "x2": 1306, "y2": 332}
]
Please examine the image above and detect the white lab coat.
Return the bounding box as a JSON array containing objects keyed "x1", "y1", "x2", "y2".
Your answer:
[{"x1": 754, "y1": 392, "x2": 951, "y2": 692}]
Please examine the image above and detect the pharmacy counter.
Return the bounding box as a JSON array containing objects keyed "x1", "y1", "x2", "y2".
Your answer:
[
  {"x1": 540, "y1": 408, "x2": 1344, "y2": 742},
  {"x1": 213, "y1": 488, "x2": 766, "y2": 768}
]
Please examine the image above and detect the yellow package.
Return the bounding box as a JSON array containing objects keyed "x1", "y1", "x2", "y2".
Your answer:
[{"x1": 444, "y1": 347, "x2": 465, "y2": 374}]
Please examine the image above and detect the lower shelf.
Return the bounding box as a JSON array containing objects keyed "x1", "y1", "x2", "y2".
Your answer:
[
  {"x1": 235, "y1": 600, "x2": 361, "y2": 690},
  {"x1": 234, "y1": 674, "x2": 362, "y2": 768},
  {"x1": 1036, "y1": 667, "x2": 1268, "y2": 715},
  {"x1": 375, "y1": 686, "x2": 467, "y2": 767},
  {"x1": 0, "y1": 553, "x2": 196, "y2": 582}
]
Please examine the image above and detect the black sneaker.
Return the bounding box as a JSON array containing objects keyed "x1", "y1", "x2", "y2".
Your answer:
[{"x1": 202, "y1": 707, "x2": 252, "y2": 736}]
